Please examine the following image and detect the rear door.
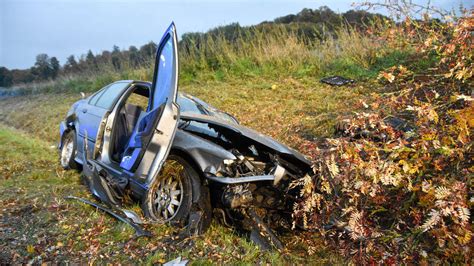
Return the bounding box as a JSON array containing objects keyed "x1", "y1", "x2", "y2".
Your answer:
[
  {"x1": 77, "y1": 81, "x2": 131, "y2": 158},
  {"x1": 120, "y1": 23, "x2": 180, "y2": 185}
]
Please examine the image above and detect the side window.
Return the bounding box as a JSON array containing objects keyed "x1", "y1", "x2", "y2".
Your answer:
[
  {"x1": 89, "y1": 85, "x2": 109, "y2": 106},
  {"x1": 152, "y1": 35, "x2": 176, "y2": 108},
  {"x1": 93, "y1": 82, "x2": 129, "y2": 110}
]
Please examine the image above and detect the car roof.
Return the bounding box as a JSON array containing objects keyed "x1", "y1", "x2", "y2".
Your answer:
[
  {"x1": 111, "y1": 80, "x2": 151, "y2": 86},
  {"x1": 129, "y1": 80, "x2": 151, "y2": 86}
]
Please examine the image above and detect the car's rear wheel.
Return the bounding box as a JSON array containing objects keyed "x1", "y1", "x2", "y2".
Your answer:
[
  {"x1": 60, "y1": 130, "x2": 78, "y2": 170},
  {"x1": 142, "y1": 154, "x2": 211, "y2": 233}
]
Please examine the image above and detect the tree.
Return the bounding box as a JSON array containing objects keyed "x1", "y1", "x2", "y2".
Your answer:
[
  {"x1": 11, "y1": 69, "x2": 35, "y2": 84},
  {"x1": 342, "y1": 10, "x2": 388, "y2": 27},
  {"x1": 86, "y1": 50, "x2": 98, "y2": 70},
  {"x1": 29, "y1": 53, "x2": 61, "y2": 81},
  {"x1": 50, "y1": 57, "x2": 60, "y2": 78},
  {"x1": 128, "y1": 45, "x2": 140, "y2": 68},
  {"x1": 98, "y1": 50, "x2": 111, "y2": 66},
  {"x1": 274, "y1": 14, "x2": 297, "y2": 24},
  {"x1": 139, "y1": 41, "x2": 157, "y2": 61},
  {"x1": 64, "y1": 55, "x2": 78, "y2": 74},
  {"x1": 32, "y1": 53, "x2": 52, "y2": 80},
  {"x1": 111, "y1": 45, "x2": 121, "y2": 70},
  {"x1": 0, "y1": 67, "x2": 13, "y2": 87}
]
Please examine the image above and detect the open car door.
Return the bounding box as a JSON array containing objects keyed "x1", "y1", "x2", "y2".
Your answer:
[{"x1": 120, "y1": 23, "x2": 180, "y2": 187}]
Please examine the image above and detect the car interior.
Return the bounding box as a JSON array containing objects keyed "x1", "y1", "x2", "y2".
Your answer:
[
  {"x1": 108, "y1": 83, "x2": 237, "y2": 165},
  {"x1": 111, "y1": 85, "x2": 150, "y2": 162}
]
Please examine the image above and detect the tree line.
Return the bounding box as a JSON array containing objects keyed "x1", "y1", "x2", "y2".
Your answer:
[
  {"x1": 0, "y1": 42, "x2": 157, "y2": 87},
  {"x1": 0, "y1": 6, "x2": 389, "y2": 87}
]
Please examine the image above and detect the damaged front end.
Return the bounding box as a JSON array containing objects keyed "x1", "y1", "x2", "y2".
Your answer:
[
  {"x1": 177, "y1": 114, "x2": 312, "y2": 248},
  {"x1": 208, "y1": 150, "x2": 304, "y2": 249}
]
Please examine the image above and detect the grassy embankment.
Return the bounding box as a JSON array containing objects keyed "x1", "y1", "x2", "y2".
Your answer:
[{"x1": 0, "y1": 24, "x2": 424, "y2": 263}]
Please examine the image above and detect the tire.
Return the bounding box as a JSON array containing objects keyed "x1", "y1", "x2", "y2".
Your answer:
[
  {"x1": 142, "y1": 154, "x2": 212, "y2": 233},
  {"x1": 60, "y1": 130, "x2": 78, "y2": 170}
]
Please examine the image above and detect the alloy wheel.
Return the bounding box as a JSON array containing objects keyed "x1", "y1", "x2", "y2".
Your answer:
[{"x1": 152, "y1": 160, "x2": 184, "y2": 221}]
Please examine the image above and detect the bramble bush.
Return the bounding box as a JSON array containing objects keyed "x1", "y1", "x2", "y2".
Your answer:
[{"x1": 293, "y1": 9, "x2": 473, "y2": 264}]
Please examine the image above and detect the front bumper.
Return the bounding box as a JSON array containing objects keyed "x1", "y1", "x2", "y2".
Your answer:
[{"x1": 204, "y1": 164, "x2": 287, "y2": 186}]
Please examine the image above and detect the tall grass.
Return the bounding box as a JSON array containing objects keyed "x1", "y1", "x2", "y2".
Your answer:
[
  {"x1": 1, "y1": 21, "x2": 409, "y2": 95},
  {"x1": 179, "y1": 24, "x2": 391, "y2": 79}
]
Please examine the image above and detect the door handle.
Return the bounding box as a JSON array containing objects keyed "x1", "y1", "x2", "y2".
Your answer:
[{"x1": 82, "y1": 108, "x2": 87, "y2": 113}]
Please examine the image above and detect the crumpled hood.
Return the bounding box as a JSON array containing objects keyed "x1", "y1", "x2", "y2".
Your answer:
[{"x1": 180, "y1": 113, "x2": 312, "y2": 166}]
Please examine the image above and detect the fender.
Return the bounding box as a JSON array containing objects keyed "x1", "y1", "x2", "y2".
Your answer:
[
  {"x1": 58, "y1": 113, "x2": 77, "y2": 149},
  {"x1": 171, "y1": 130, "x2": 287, "y2": 185},
  {"x1": 171, "y1": 129, "x2": 236, "y2": 175}
]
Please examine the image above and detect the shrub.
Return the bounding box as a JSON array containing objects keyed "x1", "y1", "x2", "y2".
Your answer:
[{"x1": 293, "y1": 10, "x2": 473, "y2": 264}]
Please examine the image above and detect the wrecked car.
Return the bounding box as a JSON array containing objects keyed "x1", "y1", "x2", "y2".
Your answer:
[{"x1": 59, "y1": 23, "x2": 312, "y2": 244}]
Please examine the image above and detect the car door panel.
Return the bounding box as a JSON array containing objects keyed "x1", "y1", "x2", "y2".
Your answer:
[
  {"x1": 77, "y1": 105, "x2": 107, "y2": 140},
  {"x1": 120, "y1": 23, "x2": 180, "y2": 186},
  {"x1": 76, "y1": 104, "x2": 108, "y2": 156},
  {"x1": 133, "y1": 102, "x2": 179, "y2": 182}
]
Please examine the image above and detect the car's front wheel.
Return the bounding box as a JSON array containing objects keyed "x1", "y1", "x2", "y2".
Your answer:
[
  {"x1": 142, "y1": 155, "x2": 211, "y2": 234},
  {"x1": 60, "y1": 130, "x2": 78, "y2": 170}
]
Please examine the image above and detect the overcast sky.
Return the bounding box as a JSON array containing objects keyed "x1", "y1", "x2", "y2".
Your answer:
[{"x1": 0, "y1": 0, "x2": 470, "y2": 69}]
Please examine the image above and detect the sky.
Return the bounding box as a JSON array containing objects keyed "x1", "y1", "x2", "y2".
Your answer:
[{"x1": 0, "y1": 0, "x2": 471, "y2": 69}]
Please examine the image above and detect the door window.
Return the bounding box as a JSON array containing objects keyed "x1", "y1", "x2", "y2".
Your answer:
[
  {"x1": 93, "y1": 82, "x2": 129, "y2": 110},
  {"x1": 88, "y1": 85, "x2": 109, "y2": 106},
  {"x1": 152, "y1": 35, "x2": 176, "y2": 108}
]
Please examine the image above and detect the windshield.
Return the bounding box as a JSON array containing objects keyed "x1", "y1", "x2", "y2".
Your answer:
[{"x1": 177, "y1": 93, "x2": 238, "y2": 124}]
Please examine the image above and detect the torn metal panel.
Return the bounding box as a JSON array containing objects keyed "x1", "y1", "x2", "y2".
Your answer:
[
  {"x1": 272, "y1": 164, "x2": 287, "y2": 185},
  {"x1": 81, "y1": 132, "x2": 127, "y2": 208},
  {"x1": 248, "y1": 209, "x2": 283, "y2": 250},
  {"x1": 321, "y1": 75, "x2": 355, "y2": 86},
  {"x1": 65, "y1": 196, "x2": 151, "y2": 238},
  {"x1": 163, "y1": 257, "x2": 188, "y2": 266},
  {"x1": 205, "y1": 174, "x2": 275, "y2": 184}
]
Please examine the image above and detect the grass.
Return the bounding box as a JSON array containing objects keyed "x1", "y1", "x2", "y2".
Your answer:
[
  {"x1": 0, "y1": 124, "x2": 343, "y2": 264},
  {"x1": 0, "y1": 75, "x2": 378, "y2": 150}
]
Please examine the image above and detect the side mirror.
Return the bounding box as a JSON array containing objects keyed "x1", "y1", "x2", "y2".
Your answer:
[{"x1": 80, "y1": 92, "x2": 86, "y2": 99}]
